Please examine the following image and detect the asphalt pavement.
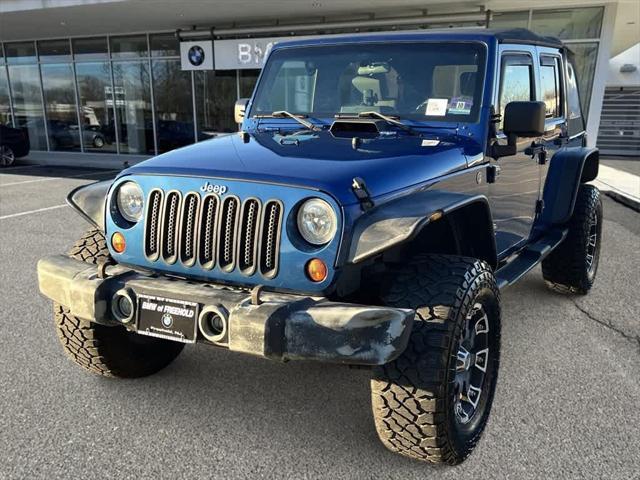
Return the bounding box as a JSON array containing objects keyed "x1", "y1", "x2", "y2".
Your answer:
[{"x1": 1, "y1": 165, "x2": 639, "y2": 480}]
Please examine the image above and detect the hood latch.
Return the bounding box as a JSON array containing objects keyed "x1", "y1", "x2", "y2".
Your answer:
[{"x1": 352, "y1": 177, "x2": 374, "y2": 211}]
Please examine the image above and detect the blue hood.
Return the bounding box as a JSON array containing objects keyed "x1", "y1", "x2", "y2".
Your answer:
[{"x1": 125, "y1": 129, "x2": 475, "y2": 205}]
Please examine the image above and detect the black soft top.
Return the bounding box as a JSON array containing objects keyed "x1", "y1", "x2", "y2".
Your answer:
[{"x1": 489, "y1": 28, "x2": 564, "y2": 48}]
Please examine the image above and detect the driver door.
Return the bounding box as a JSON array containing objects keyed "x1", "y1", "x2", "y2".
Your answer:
[{"x1": 489, "y1": 49, "x2": 542, "y2": 257}]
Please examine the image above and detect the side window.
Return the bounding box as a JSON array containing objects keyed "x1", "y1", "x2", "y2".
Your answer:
[
  {"x1": 540, "y1": 55, "x2": 563, "y2": 118},
  {"x1": 565, "y1": 58, "x2": 585, "y2": 135},
  {"x1": 498, "y1": 55, "x2": 534, "y2": 130}
]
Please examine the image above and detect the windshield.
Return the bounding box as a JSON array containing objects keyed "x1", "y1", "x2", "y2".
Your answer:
[{"x1": 251, "y1": 42, "x2": 486, "y2": 123}]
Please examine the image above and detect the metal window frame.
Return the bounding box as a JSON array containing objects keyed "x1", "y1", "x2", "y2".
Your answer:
[
  {"x1": 68, "y1": 38, "x2": 85, "y2": 152},
  {"x1": 147, "y1": 33, "x2": 159, "y2": 155},
  {"x1": 106, "y1": 34, "x2": 121, "y2": 154},
  {"x1": 34, "y1": 41, "x2": 51, "y2": 151},
  {"x1": 1, "y1": 43, "x2": 17, "y2": 128}
]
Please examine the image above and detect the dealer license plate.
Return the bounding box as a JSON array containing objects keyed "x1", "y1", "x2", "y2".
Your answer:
[{"x1": 137, "y1": 293, "x2": 199, "y2": 344}]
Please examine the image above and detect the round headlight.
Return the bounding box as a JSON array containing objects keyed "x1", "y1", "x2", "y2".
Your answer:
[
  {"x1": 116, "y1": 181, "x2": 144, "y2": 223},
  {"x1": 297, "y1": 198, "x2": 337, "y2": 245}
]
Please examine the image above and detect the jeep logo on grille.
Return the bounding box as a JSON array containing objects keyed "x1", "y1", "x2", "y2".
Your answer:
[{"x1": 200, "y1": 182, "x2": 228, "y2": 195}]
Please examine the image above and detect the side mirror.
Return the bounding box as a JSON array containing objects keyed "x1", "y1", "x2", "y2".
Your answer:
[
  {"x1": 491, "y1": 101, "x2": 546, "y2": 159},
  {"x1": 234, "y1": 98, "x2": 249, "y2": 124},
  {"x1": 503, "y1": 101, "x2": 546, "y2": 138}
]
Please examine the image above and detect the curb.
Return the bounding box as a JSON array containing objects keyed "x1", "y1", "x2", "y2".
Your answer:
[{"x1": 604, "y1": 190, "x2": 640, "y2": 212}]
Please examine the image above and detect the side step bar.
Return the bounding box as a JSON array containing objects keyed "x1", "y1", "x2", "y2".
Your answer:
[{"x1": 495, "y1": 228, "x2": 568, "y2": 289}]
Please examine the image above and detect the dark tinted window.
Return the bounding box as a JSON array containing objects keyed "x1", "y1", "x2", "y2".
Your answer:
[
  {"x1": 5, "y1": 42, "x2": 37, "y2": 64},
  {"x1": 150, "y1": 33, "x2": 180, "y2": 57},
  {"x1": 73, "y1": 37, "x2": 108, "y2": 61},
  {"x1": 38, "y1": 39, "x2": 71, "y2": 63},
  {"x1": 110, "y1": 35, "x2": 148, "y2": 59}
]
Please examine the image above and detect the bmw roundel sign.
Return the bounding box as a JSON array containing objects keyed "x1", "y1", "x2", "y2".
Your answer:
[{"x1": 180, "y1": 41, "x2": 214, "y2": 71}]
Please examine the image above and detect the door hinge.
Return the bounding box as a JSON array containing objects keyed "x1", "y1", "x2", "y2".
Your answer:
[
  {"x1": 535, "y1": 199, "x2": 545, "y2": 214},
  {"x1": 351, "y1": 177, "x2": 374, "y2": 211},
  {"x1": 525, "y1": 141, "x2": 547, "y2": 165},
  {"x1": 486, "y1": 164, "x2": 501, "y2": 184}
]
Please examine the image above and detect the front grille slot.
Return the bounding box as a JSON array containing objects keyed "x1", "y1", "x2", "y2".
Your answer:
[
  {"x1": 238, "y1": 199, "x2": 261, "y2": 274},
  {"x1": 161, "y1": 191, "x2": 181, "y2": 264},
  {"x1": 259, "y1": 200, "x2": 283, "y2": 278},
  {"x1": 198, "y1": 195, "x2": 219, "y2": 269},
  {"x1": 218, "y1": 197, "x2": 240, "y2": 271},
  {"x1": 145, "y1": 189, "x2": 163, "y2": 260},
  {"x1": 179, "y1": 193, "x2": 200, "y2": 266}
]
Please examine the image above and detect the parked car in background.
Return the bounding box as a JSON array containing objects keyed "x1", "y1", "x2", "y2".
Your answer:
[
  {"x1": 48, "y1": 120, "x2": 108, "y2": 150},
  {"x1": 0, "y1": 124, "x2": 30, "y2": 167}
]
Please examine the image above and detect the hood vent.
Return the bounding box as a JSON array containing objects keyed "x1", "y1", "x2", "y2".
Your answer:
[{"x1": 330, "y1": 119, "x2": 385, "y2": 138}]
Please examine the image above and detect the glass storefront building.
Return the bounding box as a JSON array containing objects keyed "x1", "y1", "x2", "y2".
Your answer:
[{"x1": 0, "y1": 6, "x2": 605, "y2": 158}]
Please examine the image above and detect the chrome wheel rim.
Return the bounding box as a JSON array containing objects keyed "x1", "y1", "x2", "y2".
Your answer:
[
  {"x1": 0, "y1": 146, "x2": 15, "y2": 167},
  {"x1": 453, "y1": 302, "x2": 490, "y2": 425}
]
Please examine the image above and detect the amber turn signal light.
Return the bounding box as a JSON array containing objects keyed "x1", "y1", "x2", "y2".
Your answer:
[
  {"x1": 306, "y1": 258, "x2": 328, "y2": 282},
  {"x1": 111, "y1": 232, "x2": 126, "y2": 253}
]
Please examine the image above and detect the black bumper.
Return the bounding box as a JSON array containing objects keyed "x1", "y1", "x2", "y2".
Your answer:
[{"x1": 37, "y1": 255, "x2": 414, "y2": 365}]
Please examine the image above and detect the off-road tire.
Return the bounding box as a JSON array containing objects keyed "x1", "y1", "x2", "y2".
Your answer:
[
  {"x1": 542, "y1": 184, "x2": 602, "y2": 294},
  {"x1": 54, "y1": 228, "x2": 184, "y2": 378},
  {"x1": 371, "y1": 255, "x2": 501, "y2": 465}
]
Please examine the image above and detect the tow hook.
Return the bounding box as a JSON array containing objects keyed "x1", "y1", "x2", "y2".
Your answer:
[
  {"x1": 352, "y1": 177, "x2": 374, "y2": 211},
  {"x1": 97, "y1": 257, "x2": 116, "y2": 279}
]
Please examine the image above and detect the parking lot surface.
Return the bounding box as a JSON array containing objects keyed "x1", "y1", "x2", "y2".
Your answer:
[{"x1": 1, "y1": 165, "x2": 639, "y2": 479}]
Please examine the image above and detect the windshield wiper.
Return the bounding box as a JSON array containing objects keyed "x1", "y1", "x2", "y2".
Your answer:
[
  {"x1": 256, "y1": 111, "x2": 320, "y2": 131},
  {"x1": 356, "y1": 111, "x2": 419, "y2": 135}
]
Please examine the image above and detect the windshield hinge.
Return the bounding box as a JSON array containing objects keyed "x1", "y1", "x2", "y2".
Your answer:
[{"x1": 352, "y1": 177, "x2": 374, "y2": 211}]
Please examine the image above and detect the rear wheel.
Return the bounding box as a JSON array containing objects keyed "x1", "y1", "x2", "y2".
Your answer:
[
  {"x1": 542, "y1": 184, "x2": 602, "y2": 294},
  {"x1": 0, "y1": 145, "x2": 15, "y2": 167},
  {"x1": 53, "y1": 228, "x2": 184, "y2": 378},
  {"x1": 371, "y1": 255, "x2": 501, "y2": 464}
]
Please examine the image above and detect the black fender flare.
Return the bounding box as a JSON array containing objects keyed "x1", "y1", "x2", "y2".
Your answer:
[
  {"x1": 541, "y1": 147, "x2": 599, "y2": 225},
  {"x1": 67, "y1": 180, "x2": 112, "y2": 231},
  {"x1": 345, "y1": 190, "x2": 497, "y2": 268}
]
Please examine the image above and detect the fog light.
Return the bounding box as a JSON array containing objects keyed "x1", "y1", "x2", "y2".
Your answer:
[
  {"x1": 111, "y1": 290, "x2": 135, "y2": 324},
  {"x1": 198, "y1": 305, "x2": 228, "y2": 344},
  {"x1": 111, "y1": 232, "x2": 126, "y2": 253},
  {"x1": 306, "y1": 258, "x2": 328, "y2": 282}
]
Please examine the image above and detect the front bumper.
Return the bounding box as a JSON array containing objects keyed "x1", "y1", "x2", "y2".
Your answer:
[{"x1": 37, "y1": 255, "x2": 414, "y2": 365}]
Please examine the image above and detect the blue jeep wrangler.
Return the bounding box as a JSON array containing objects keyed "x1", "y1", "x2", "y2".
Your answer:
[{"x1": 38, "y1": 28, "x2": 601, "y2": 465}]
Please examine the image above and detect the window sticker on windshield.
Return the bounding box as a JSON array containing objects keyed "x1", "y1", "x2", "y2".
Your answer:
[
  {"x1": 425, "y1": 98, "x2": 448, "y2": 116},
  {"x1": 448, "y1": 97, "x2": 473, "y2": 115}
]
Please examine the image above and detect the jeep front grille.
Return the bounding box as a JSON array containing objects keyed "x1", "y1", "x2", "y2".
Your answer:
[{"x1": 144, "y1": 189, "x2": 283, "y2": 278}]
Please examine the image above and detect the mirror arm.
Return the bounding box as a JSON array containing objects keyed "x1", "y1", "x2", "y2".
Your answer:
[{"x1": 489, "y1": 132, "x2": 517, "y2": 159}]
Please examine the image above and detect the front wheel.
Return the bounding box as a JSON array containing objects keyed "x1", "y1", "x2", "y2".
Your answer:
[
  {"x1": 54, "y1": 228, "x2": 184, "y2": 378},
  {"x1": 92, "y1": 135, "x2": 105, "y2": 148},
  {"x1": 371, "y1": 255, "x2": 501, "y2": 465}
]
